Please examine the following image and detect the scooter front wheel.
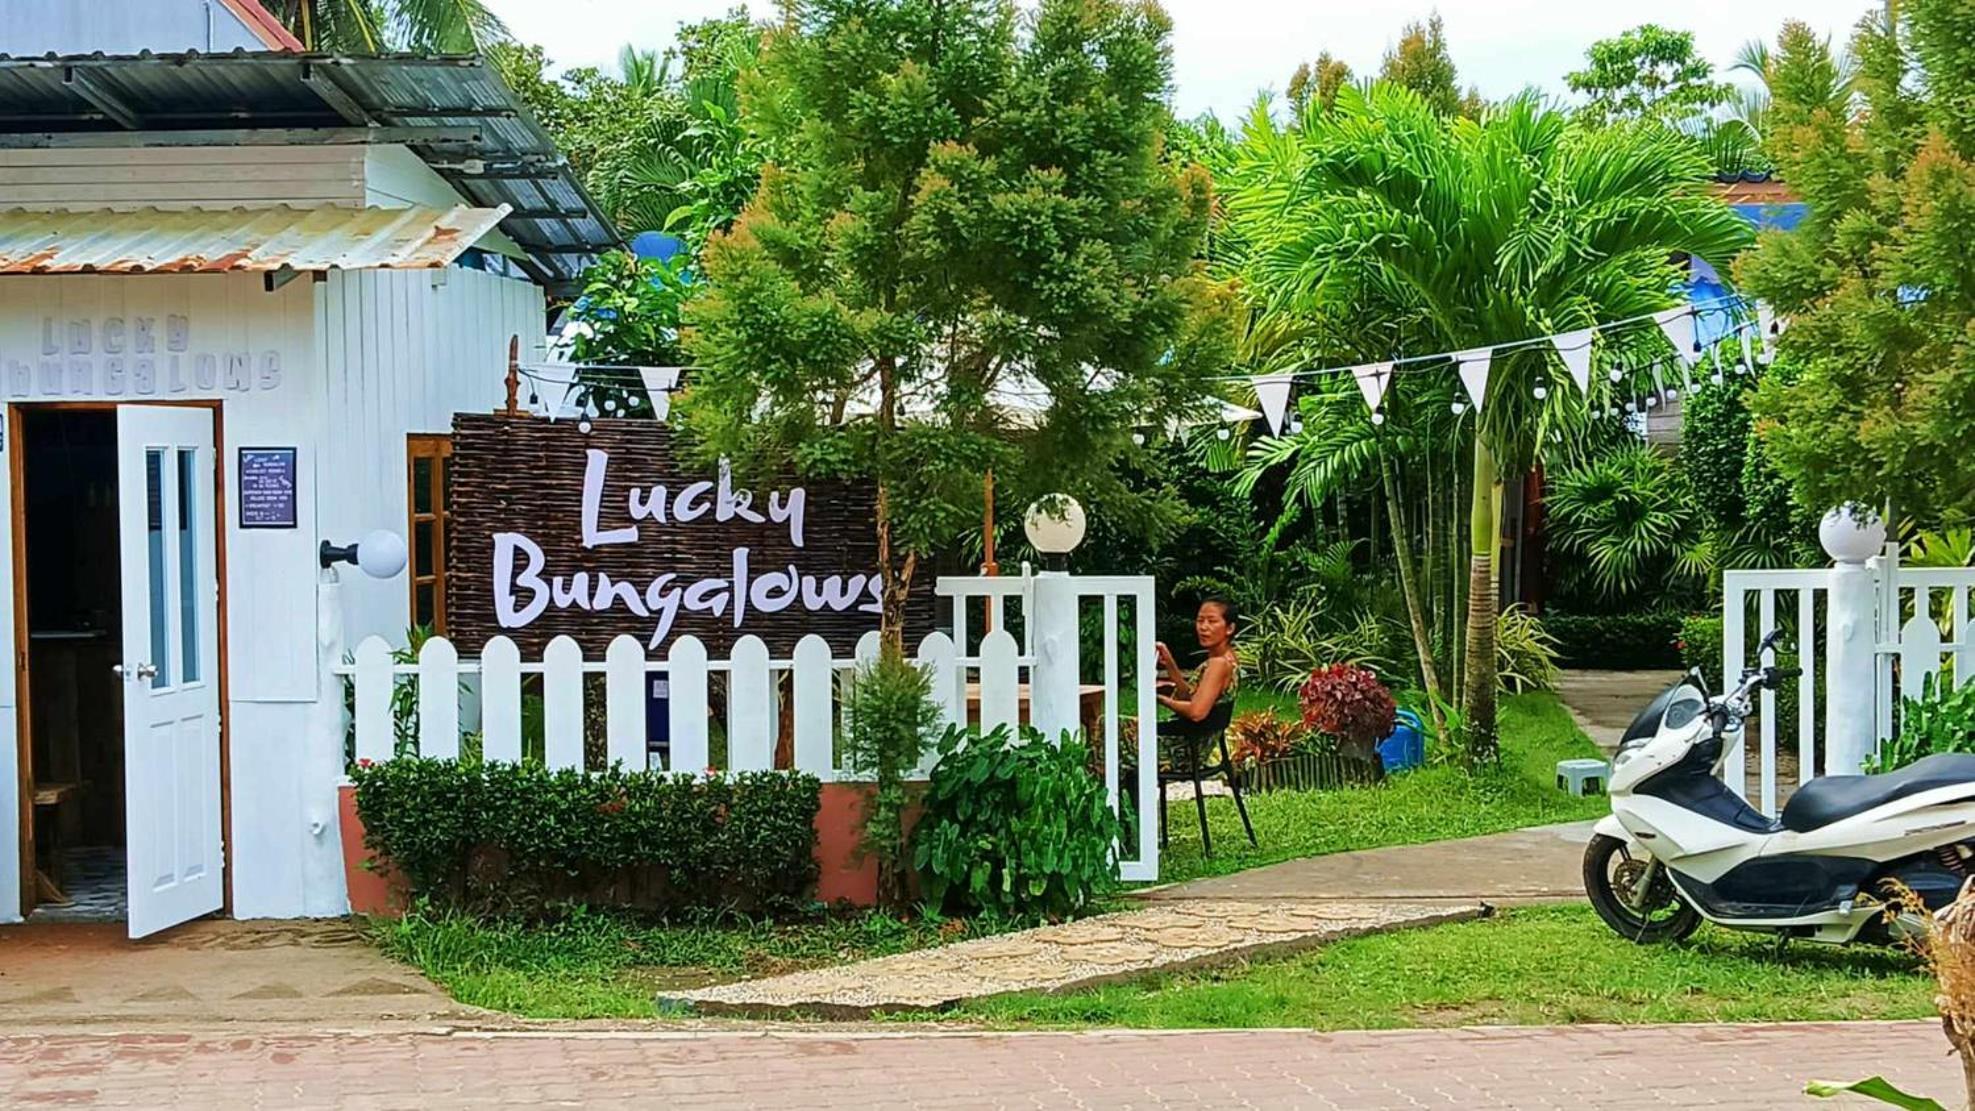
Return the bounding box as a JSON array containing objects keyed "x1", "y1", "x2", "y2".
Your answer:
[{"x1": 1584, "y1": 834, "x2": 1701, "y2": 944}]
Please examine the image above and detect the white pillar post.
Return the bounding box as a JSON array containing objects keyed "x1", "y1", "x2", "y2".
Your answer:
[
  {"x1": 303, "y1": 567, "x2": 350, "y2": 914},
  {"x1": 1029, "y1": 571, "x2": 1082, "y2": 742},
  {"x1": 1821, "y1": 506, "x2": 1888, "y2": 777}
]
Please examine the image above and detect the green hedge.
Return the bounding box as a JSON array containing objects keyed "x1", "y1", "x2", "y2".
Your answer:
[
  {"x1": 351, "y1": 759, "x2": 821, "y2": 916},
  {"x1": 1542, "y1": 611, "x2": 1685, "y2": 670}
]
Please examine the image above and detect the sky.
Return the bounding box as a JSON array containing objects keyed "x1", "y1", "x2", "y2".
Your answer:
[{"x1": 484, "y1": 0, "x2": 1878, "y2": 123}]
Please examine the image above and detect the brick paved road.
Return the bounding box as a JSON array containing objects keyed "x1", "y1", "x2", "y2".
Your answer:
[{"x1": 0, "y1": 1022, "x2": 1958, "y2": 1109}]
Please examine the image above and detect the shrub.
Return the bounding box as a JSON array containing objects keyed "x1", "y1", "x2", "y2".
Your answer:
[
  {"x1": 913, "y1": 726, "x2": 1120, "y2": 919},
  {"x1": 1496, "y1": 605, "x2": 1561, "y2": 692},
  {"x1": 1299, "y1": 664, "x2": 1396, "y2": 764},
  {"x1": 350, "y1": 759, "x2": 821, "y2": 916},
  {"x1": 840, "y1": 651, "x2": 942, "y2": 909},
  {"x1": 1678, "y1": 614, "x2": 1724, "y2": 686},
  {"x1": 1871, "y1": 675, "x2": 1975, "y2": 773},
  {"x1": 1542, "y1": 611, "x2": 1685, "y2": 670},
  {"x1": 1226, "y1": 710, "x2": 1309, "y2": 769}
]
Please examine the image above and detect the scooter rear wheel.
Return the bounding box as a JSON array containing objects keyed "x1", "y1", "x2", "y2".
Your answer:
[{"x1": 1584, "y1": 834, "x2": 1702, "y2": 944}]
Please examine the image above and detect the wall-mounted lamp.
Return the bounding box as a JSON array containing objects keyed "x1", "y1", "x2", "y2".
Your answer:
[
  {"x1": 1024, "y1": 496, "x2": 1087, "y2": 572},
  {"x1": 319, "y1": 529, "x2": 410, "y2": 579}
]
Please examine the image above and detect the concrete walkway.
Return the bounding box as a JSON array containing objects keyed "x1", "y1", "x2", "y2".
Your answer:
[
  {"x1": 1140, "y1": 821, "x2": 1596, "y2": 906},
  {"x1": 666, "y1": 900, "x2": 1483, "y2": 1018},
  {"x1": 1553, "y1": 669, "x2": 1685, "y2": 752},
  {"x1": 2, "y1": 1021, "x2": 1956, "y2": 1108},
  {"x1": 0, "y1": 919, "x2": 475, "y2": 1028}
]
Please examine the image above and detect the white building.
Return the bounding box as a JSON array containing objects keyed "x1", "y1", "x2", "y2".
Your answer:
[{"x1": 0, "y1": 6, "x2": 620, "y2": 934}]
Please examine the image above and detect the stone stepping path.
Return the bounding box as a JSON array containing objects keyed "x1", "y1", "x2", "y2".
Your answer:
[{"x1": 663, "y1": 899, "x2": 1484, "y2": 1018}]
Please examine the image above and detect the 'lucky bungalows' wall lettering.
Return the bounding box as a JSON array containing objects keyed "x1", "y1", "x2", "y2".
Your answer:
[{"x1": 4, "y1": 315, "x2": 282, "y2": 400}]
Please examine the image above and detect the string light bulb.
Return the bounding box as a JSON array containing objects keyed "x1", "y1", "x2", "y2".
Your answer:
[
  {"x1": 1216, "y1": 427, "x2": 1231, "y2": 441},
  {"x1": 1371, "y1": 411, "x2": 1386, "y2": 426},
  {"x1": 1289, "y1": 418, "x2": 1305, "y2": 434},
  {"x1": 1451, "y1": 401, "x2": 1467, "y2": 415},
  {"x1": 578, "y1": 419, "x2": 593, "y2": 434},
  {"x1": 1533, "y1": 384, "x2": 1549, "y2": 400}
]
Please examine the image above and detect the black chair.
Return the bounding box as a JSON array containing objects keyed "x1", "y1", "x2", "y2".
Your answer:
[{"x1": 1158, "y1": 701, "x2": 1257, "y2": 857}]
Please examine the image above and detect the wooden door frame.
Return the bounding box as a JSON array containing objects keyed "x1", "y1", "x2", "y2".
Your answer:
[{"x1": 10, "y1": 400, "x2": 234, "y2": 920}]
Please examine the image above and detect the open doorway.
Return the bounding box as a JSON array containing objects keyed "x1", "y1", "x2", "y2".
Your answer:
[{"x1": 17, "y1": 408, "x2": 127, "y2": 921}]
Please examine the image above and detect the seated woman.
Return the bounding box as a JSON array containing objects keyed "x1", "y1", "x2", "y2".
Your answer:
[{"x1": 1155, "y1": 598, "x2": 1239, "y2": 738}]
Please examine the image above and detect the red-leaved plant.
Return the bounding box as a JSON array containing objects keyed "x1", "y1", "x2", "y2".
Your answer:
[{"x1": 1299, "y1": 664, "x2": 1397, "y2": 764}]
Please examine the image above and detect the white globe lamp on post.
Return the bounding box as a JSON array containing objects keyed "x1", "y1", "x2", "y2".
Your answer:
[
  {"x1": 1821, "y1": 503, "x2": 1886, "y2": 777},
  {"x1": 1024, "y1": 496, "x2": 1086, "y2": 573},
  {"x1": 1819, "y1": 505, "x2": 1887, "y2": 565}
]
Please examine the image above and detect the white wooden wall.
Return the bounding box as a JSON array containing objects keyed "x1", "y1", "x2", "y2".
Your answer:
[
  {"x1": 0, "y1": 391, "x2": 17, "y2": 923},
  {"x1": 0, "y1": 147, "x2": 367, "y2": 211},
  {"x1": 0, "y1": 265, "x2": 545, "y2": 921},
  {"x1": 315, "y1": 267, "x2": 544, "y2": 648}
]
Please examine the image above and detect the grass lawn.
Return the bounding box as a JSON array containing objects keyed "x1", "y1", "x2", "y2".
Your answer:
[
  {"x1": 1156, "y1": 691, "x2": 1609, "y2": 886},
  {"x1": 368, "y1": 906, "x2": 1020, "y2": 1019},
  {"x1": 948, "y1": 905, "x2": 1936, "y2": 1029}
]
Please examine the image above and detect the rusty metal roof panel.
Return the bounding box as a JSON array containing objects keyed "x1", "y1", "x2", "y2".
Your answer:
[{"x1": 0, "y1": 203, "x2": 510, "y2": 274}]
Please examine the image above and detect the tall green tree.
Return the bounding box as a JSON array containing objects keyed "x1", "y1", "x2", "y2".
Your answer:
[
  {"x1": 266, "y1": 0, "x2": 506, "y2": 52},
  {"x1": 1224, "y1": 85, "x2": 1749, "y2": 759},
  {"x1": 1378, "y1": 15, "x2": 1482, "y2": 119},
  {"x1": 1741, "y1": 0, "x2": 1975, "y2": 525},
  {"x1": 679, "y1": 0, "x2": 1238, "y2": 648},
  {"x1": 1565, "y1": 24, "x2": 1730, "y2": 128},
  {"x1": 1287, "y1": 53, "x2": 1353, "y2": 121},
  {"x1": 493, "y1": 15, "x2": 764, "y2": 243}
]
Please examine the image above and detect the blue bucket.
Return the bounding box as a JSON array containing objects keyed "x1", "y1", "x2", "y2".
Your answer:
[{"x1": 1377, "y1": 709, "x2": 1426, "y2": 773}]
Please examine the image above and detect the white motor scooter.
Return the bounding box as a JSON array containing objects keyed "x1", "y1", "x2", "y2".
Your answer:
[{"x1": 1588, "y1": 630, "x2": 1975, "y2": 944}]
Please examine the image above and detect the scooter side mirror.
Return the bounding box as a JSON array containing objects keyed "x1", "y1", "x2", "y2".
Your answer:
[
  {"x1": 1758, "y1": 627, "x2": 1786, "y2": 660},
  {"x1": 1687, "y1": 666, "x2": 1711, "y2": 698}
]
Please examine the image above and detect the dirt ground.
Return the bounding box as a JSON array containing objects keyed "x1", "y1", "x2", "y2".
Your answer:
[{"x1": 0, "y1": 917, "x2": 479, "y2": 1030}]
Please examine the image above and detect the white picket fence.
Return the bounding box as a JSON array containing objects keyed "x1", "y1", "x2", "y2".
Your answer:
[
  {"x1": 1722, "y1": 552, "x2": 1975, "y2": 814},
  {"x1": 342, "y1": 573, "x2": 1164, "y2": 881},
  {"x1": 346, "y1": 627, "x2": 1020, "y2": 777}
]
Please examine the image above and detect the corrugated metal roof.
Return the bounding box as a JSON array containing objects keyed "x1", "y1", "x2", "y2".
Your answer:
[
  {"x1": 0, "y1": 203, "x2": 509, "y2": 273},
  {"x1": 0, "y1": 51, "x2": 622, "y2": 291}
]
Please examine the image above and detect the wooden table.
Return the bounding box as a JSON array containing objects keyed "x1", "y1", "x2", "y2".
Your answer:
[
  {"x1": 962, "y1": 682, "x2": 1108, "y2": 739},
  {"x1": 30, "y1": 782, "x2": 79, "y2": 905}
]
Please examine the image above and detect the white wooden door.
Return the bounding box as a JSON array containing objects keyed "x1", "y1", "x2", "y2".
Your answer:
[{"x1": 116, "y1": 407, "x2": 223, "y2": 938}]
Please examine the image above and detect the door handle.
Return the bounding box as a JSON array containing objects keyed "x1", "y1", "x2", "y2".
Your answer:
[{"x1": 112, "y1": 663, "x2": 159, "y2": 681}]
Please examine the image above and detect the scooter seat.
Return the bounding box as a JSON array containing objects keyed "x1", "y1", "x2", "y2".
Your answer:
[{"x1": 1779, "y1": 753, "x2": 1975, "y2": 833}]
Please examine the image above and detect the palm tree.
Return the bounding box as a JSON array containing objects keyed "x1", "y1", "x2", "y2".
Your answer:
[
  {"x1": 1224, "y1": 84, "x2": 1751, "y2": 761},
  {"x1": 267, "y1": 0, "x2": 508, "y2": 53}
]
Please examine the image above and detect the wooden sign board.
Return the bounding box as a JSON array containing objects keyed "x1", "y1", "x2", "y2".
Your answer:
[{"x1": 444, "y1": 415, "x2": 932, "y2": 656}]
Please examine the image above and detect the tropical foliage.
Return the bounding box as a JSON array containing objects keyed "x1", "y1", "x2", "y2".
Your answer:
[
  {"x1": 1222, "y1": 82, "x2": 1751, "y2": 760},
  {"x1": 1742, "y1": 0, "x2": 1975, "y2": 524},
  {"x1": 267, "y1": 0, "x2": 507, "y2": 53},
  {"x1": 678, "y1": 0, "x2": 1238, "y2": 647}
]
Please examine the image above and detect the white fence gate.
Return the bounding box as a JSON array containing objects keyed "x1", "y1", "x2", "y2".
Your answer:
[
  {"x1": 1722, "y1": 547, "x2": 1975, "y2": 814},
  {"x1": 344, "y1": 572, "x2": 1163, "y2": 882}
]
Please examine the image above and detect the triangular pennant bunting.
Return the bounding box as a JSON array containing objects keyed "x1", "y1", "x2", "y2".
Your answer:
[
  {"x1": 1350, "y1": 362, "x2": 1394, "y2": 415},
  {"x1": 1654, "y1": 307, "x2": 1699, "y2": 366},
  {"x1": 1756, "y1": 301, "x2": 1780, "y2": 363},
  {"x1": 1550, "y1": 329, "x2": 1594, "y2": 395},
  {"x1": 1251, "y1": 372, "x2": 1294, "y2": 435},
  {"x1": 1455, "y1": 348, "x2": 1493, "y2": 411},
  {"x1": 640, "y1": 366, "x2": 683, "y2": 420}
]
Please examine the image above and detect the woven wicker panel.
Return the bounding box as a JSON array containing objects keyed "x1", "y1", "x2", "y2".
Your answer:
[{"x1": 445, "y1": 414, "x2": 933, "y2": 656}]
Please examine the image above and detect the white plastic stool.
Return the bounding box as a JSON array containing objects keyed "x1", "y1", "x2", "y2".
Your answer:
[{"x1": 1557, "y1": 758, "x2": 1610, "y2": 797}]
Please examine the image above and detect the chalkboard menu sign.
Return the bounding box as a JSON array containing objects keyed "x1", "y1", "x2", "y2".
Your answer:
[
  {"x1": 237, "y1": 447, "x2": 298, "y2": 529},
  {"x1": 444, "y1": 415, "x2": 933, "y2": 656}
]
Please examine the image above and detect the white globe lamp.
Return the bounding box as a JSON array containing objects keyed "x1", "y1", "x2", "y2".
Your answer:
[
  {"x1": 319, "y1": 529, "x2": 410, "y2": 579},
  {"x1": 1024, "y1": 496, "x2": 1087, "y2": 572},
  {"x1": 1819, "y1": 505, "x2": 1887, "y2": 566}
]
